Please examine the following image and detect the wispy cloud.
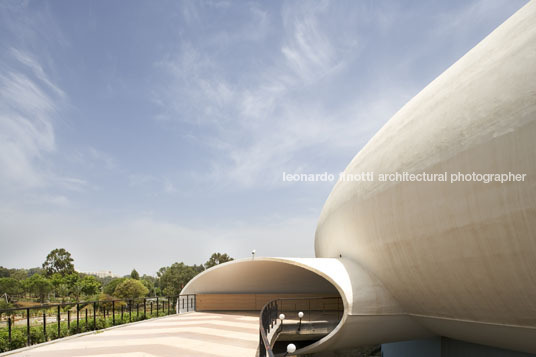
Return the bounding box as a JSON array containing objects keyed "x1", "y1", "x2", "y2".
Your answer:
[
  {"x1": 153, "y1": 1, "x2": 398, "y2": 189},
  {"x1": 10, "y1": 48, "x2": 65, "y2": 98},
  {"x1": 0, "y1": 51, "x2": 59, "y2": 187}
]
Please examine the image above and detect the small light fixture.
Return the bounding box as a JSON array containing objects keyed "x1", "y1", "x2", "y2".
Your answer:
[
  {"x1": 298, "y1": 311, "x2": 304, "y2": 331},
  {"x1": 279, "y1": 313, "x2": 285, "y2": 326},
  {"x1": 286, "y1": 343, "x2": 296, "y2": 355},
  {"x1": 252, "y1": 249, "x2": 256, "y2": 260}
]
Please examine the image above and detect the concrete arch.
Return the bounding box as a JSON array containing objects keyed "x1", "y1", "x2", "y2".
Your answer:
[{"x1": 182, "y1": 257, "x2": 429, "y2": 354}]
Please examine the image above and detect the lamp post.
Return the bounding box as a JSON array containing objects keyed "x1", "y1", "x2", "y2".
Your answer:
[
  {"x1": 298, "y1": 311, "x2": 304, "y2": 331},
  {"x1": 251, "y1": 249, "x2": 256, "y2": 260}
]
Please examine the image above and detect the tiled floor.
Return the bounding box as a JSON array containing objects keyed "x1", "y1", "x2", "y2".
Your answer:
[{"x1": 8, "y1": 312, "x2": 260, "y2": 357}]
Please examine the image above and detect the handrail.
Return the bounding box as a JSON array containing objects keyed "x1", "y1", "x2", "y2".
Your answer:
[
  {"x1": 0, "y1": 295, "x2": 193, "y2": 353},
  {"x1": 258, "y1": 296, "x2": 343, "y2": 357}
]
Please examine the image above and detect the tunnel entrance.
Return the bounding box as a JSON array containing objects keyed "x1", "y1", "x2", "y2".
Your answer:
[
  {"x1": 181, "y1": 258, "x2": 346, "y2": 355},
  {"x1": 181, "y1": 258, "x2": 343, "y2": 311}
]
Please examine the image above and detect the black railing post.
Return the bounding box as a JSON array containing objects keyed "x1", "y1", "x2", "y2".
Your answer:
[
  {"x1": 156, "y1": 297, "x2": 159, "y2": 317},
  {"x1": 67, "y1": 310, "x2": 70, "y2": 331},
  {"x1": 26, "y1": 308, "x2": 30, "y2": 346},
  {"x1": 44, "y1": 311, "x2": 47, "y2": 338},
  {"x1": 93, "y1": 302, "x2": 96, "y2": 330},
  {"x1": 137, "y1": 302, "x2": 139, "y2": 318},
  {"x1": 150, "y1": 301, "x2": 153, "y2": 316},
  {"x1": 186, "y1": 296, "x2": 189, "y2": 312},
  {"x1": 57, "y1": 305, "x2": 61, "y2": 338},
  {"x1": 129, "y1": 300, "x2": 132, "y2": 322},
  {"x1": 121, "y1": 305, "x2": 124, "y2": 321},
  {"x1": 144, "y1": 298, "x2": 146, "y2": 318},
  {"x1": 43, "y1": 312, "x2": 47, "y2": 340},
  {"x1": 8, "y1": 317, "x2": 12, "y2": 343},
  {"x1": 76, "y1": 304, "x2": 80, "y2": 332},
  {"x1": 167, "y1": 298, "x2": 170, "y2": 315},
  {"x1": 112, "y1": 301, "x2": 115, "y2": 325},
  {"x1": 85, "y1": 308, "x2": 88, "y2": 330}
]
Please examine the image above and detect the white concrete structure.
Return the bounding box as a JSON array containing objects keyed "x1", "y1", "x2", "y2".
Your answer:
[{"x1": 183, "y1": 1, "x2": 536, "y2": 354}]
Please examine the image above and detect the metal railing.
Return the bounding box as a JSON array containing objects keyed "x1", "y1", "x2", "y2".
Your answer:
[
  {"x1": 177, "y1": 294, "x2": 196, "y2": 313},
  {"x1": 258, "y1": 296, "x2": 343, "y2": 357},
  {"x1": 0, "y1": 296, "x2": 184, "y2": 353}
]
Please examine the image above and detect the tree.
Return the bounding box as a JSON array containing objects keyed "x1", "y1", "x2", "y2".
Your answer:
[
  {"x1": 103, "y1": 278, "x2": 126, "y2": 296},
  {"x1": 42, "y1": 249, "x2": 75, "y2": 277},
  {"x1": 50, "y1": 273, "x2": 69, "y2": 301},
  {"x1": 26, "y1": 274, "x2": 52, "y2": 302},
  {"x1": 113, "y1": 278, "x2": 149, "y2": 300},
  {"x1": 9, "y1": 269, "x2": 27, "y2": 281},
  {"x1": 158, "y1": 263, "x2": 202, "y2": 296},
  {"x1": 0, "y1": 278, "x2": 22, "y2": 299},
  {"x1": 78, "y1": 275, "x2": 101, "y2": 297},
  {"x1": 204, "y1": 253, "x2": 234, "y2": 269},
  {"x1": 63, "y1": 273, "x2": 82, "y2": 300},
  {"x1": 27, "y1": 267, "x2": 44, "y2": 277},
  {"x1": 130, "y1": 269, "x2": 139, "y2": 280},
  {"x1": 0, "y1": 266, "x2": 10, "y2": 278}
]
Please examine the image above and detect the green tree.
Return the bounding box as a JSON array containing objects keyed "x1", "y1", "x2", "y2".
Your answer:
[
  {"x1": 130, "y1": 269, "x2": 140, "y2": 280},
  {"x1": 103, "y1": 278, "x2": 126, "y2": 296},
  {"x1": 78, "y1": 275, "x2": 101, "y2": 297},
  {"x1": 63, "y1": 273, "x2": 83, "y2": 300},
  {"x1": 0, "y1": 266, "x2": 10, "y2": 278},
  {"x1": 27, "y1": 267, "x2": 44, "y2": 277},
  {"x1": 26, "y1": 274, "x2": 52, "y2": 302},
  {"x1": 42, "y1": 249, "x2": 75, "y2": 277},
  {"x1": 158, "y1": 263, "x2": 202, "y2": 296},
  {"x1": 50, "y1": 274, "x2": 69, "y2": 301},
  {"x1": 9, "y1": 269, "x2": 28, "y2": 281},
  {"x1": 113, "y1": 278, "x2": 149, "y2": 299},
  {"x1": 0, "y1": 278, "x2": 22, "y2": 299},
  {"x1": 204, "y1": 253, "x2": 234, "y2": 269},
  {"x1": 140, "y1": 279, "x2": 154, "y2": 296}
]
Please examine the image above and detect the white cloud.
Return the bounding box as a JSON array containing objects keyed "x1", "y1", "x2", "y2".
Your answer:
[
  {"x1": 153, "y1": 2, "x2": 384, "y2": 190},
  {"x1": 0, "y1": 67, "x2": 57, "y2": 187},
  {"x1": 10, "y1": 48, "x2": 65, "y2": 98},
  {"x1": 153, "y1": 0, "x2": 524, "y2": 192}
]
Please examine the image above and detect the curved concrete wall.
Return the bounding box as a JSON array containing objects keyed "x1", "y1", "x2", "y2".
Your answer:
[
  {"x1": 182, "y1": 1, "x2": 536, "y2": 355},
  {"x1": 316, "y1": 0, "x2": 536, "y2": 354}
]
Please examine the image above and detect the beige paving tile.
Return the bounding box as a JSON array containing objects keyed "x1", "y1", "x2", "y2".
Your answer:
[{"x1": 9, "y1": 312, "x2": 259, "y2": 357}]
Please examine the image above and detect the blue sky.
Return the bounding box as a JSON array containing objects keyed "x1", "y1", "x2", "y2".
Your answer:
[{"x1": 0, "y1": 0, "x2": 526, "y2": 275}]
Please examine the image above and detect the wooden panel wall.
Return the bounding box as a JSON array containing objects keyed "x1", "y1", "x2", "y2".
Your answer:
[{"x1": 196, "y1": 293, "x2": 339, "y2": 311}]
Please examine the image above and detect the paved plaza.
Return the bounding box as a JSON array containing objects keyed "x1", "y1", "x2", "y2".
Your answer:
[{"x1": 7, "y1": 312, "x2": 259, "y2": 357}]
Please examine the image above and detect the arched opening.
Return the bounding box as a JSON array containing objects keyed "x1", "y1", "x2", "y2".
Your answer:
[{"x1": 181, "y1": 258, "x2": 347, "y2": 353}]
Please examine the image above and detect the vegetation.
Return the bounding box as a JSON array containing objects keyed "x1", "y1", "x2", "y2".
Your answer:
[
  {"x1": 113, "y1": 279, "x2": 148, "y2": 299},
  {"x1": 204, "y1": 252, "x2": 234, "y2": 269},
  {"x1": 0, "y1": 302, "x2": 174, "y2": 352},
  {"x1": 130, "y1": 269, "x2": 139, "y2": 280},
  {"x1": 0, "y1": 249, "x2": 234, "y2": 352},
  {"x1": 0, "y1": 249, "x2": 232, "y2": 305},
  {"x1": 157, "y1": 263, "x2": 204, "y2": 296},
  {"x1": 42, "y1": 249, "x2": 75, "y2": 277}
]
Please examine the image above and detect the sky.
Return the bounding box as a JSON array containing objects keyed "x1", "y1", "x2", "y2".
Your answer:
[{"x1": 0, "y1": 0, "x2": 527, "y2": 276}]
